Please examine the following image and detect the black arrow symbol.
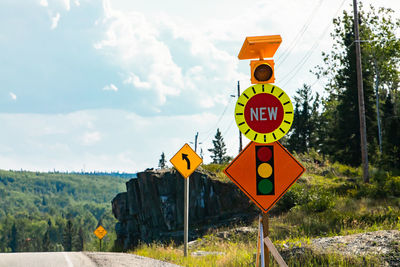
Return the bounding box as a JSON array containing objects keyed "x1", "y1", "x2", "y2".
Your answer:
[{"x1": 182, "y1": 153, "x2": 191, "y2": 170}]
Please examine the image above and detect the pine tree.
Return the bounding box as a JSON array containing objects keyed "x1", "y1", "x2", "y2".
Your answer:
[
  {"x1": 158, "y1": 152, "x2": 167, "y2": 169},
  {"x1": 313, "y1": 5, "x2": 400, "y2": 166},
  {"x1": 42, "y1": 229, "x2": 50, "y2": 252},
  {"x1": 287, "y1": 84, "x2": 321, "y2": 154},
  {"x1": 63, "y1": 219, "x2": 73, "y2": 251},
  {"x1": 74, "y1": 227, "x2": 84, "y2": 251},
  {"x1": 382, "y1": 93, "x2": 400, "y2": 167},
  {"x1": 9, "y1": 223, "x2": 18, "y2": 252},
  {"x1": 208, "y1": 128, "x2": 228, "y2": 164}
]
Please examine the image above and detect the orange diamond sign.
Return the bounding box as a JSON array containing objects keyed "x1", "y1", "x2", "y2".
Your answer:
[
  {"x1": 94, "y1": 225, "x2": 107, "y2": 240},
  {"x1": 224, "y1": 141, "x2": 305, "y2": 213},
  {"x1": 170, "y1": 143, "x2": 203, "y2": 179}
]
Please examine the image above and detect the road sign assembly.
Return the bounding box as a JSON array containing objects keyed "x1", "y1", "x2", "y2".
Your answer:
[
  {"x1": 224, "y1": 141, "x2": 305, "y2": 213},
  {"x1": 170, "y1": 143, "x2": 203, "y2": 178},
  {"x1": 170, "y1": 143, "x2": 203, "y2": 257},
  {"x1": 232, "y1": 34, "x2": 303, "y2": 267}
]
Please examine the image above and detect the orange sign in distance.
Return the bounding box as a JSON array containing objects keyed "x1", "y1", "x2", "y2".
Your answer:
[
  {"x1": 224, "y1": 141, "x2": 305, "y2": 213},
  {"x1": 170, "y1": 143, "x2": 203, "y2": 179},
  {"x1": 94, "y1": 225, "x2": 107, "y2": 240}
]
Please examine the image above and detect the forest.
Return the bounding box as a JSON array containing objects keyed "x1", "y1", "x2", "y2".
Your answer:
[{"x1": 0, "y1": 170, "x2": 126, "y2": 252}]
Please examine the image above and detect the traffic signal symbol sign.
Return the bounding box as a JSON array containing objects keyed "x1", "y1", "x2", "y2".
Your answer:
[
  {"x1": 224, "y1": 141, "x2": 305, "y2": 213},
  {"x1": 256, "y1": 145, "x2": 274, "y2": 195}
]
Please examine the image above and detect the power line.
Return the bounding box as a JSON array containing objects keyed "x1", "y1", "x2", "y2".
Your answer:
[
  {"x1": 199, "y1": 96, "x2": 235, "y2": 143},
  {"x1": 276, "y1": 0, "x2": 323, "y2": 66},
  {"x1": 279, "y1": 0, "x2": 347, "y2": 87}
]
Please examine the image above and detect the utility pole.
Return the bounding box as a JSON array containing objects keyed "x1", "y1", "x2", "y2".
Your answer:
[
  {"x1": 238, "y1": 81, "x2": 243, "y2": 152},
  {"x1": 353, "y1": 0, "x2": 369, "y2": 183},
  {"x1": 194, "y1": 132, "x2": 199, "y2": 152}
]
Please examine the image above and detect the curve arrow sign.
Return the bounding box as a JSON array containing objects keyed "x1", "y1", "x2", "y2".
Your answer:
[{"x1": 182, "y1": 153, "x2": 191, "y2": 170}]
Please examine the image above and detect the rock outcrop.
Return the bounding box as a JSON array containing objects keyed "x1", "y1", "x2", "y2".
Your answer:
[{"x1": 111, "y1": 168, "x2": 256, "y2": 251}]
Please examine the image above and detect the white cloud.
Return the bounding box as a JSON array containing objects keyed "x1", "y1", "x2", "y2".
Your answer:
[
  {"x1": 0, "y1": 109, "x2": 237, "y2": 172},
  {"x1": 81, "y1": 131, "x2": 101, "y2": 146},
  {"x1": 63, "y1": 0, "x2": 70, "y2": 11},
  {"x1": 51, "y1": 13, "x2": 61, "y2": 30},
  {"x1": 95, "y1": 0, "x2": 250, "y2": 110},
  {"x1": 39, "y1": 0, "x2": 48, "y2": 7},
  {"x1": 95, "y1": 2, "x2": 184, "y2": 105},
  {"x1": 123, "y1": 73, "x2": 150, "y2": 89},
  {"x1": 9, "y1": 92, "x2": 17, "y2": 100},
  {"x1": 103, "y1": 83, "x2": 118, "y2": 91},
  {"x1": 74, "y1": 0, "x2": 80, "y2": 7}
]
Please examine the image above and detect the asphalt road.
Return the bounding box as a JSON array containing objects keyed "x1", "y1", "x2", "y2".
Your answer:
[{"x1": 0, "y1": 252, "x2": 181, "y2": 267}]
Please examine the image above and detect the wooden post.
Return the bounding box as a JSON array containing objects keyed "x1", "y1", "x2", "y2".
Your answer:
[
  {"x1": 264, "y1": 237, "x2": 288, "y2": 267},
  {"x1": 99, "y1": 239, "x2": 102, "y2": 252},
  {"x1": 262, "y1": 213, "x2": 269, "y2": 267},
  {"x1": 353, "y1": 0, "x2": 369, "y2": 183}
]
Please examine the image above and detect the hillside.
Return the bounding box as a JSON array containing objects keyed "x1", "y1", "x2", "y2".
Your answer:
[
  {"x1": 133, "y1": 152, "x2": 400, "y2": 266},
  {"x1": 0, "y1": 170, "x2": 127, "y2": 252}
]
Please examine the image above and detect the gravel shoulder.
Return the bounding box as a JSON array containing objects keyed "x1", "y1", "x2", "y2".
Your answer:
[{"x1": 84, "y1": 252, "x2": 181, "y2": 267}]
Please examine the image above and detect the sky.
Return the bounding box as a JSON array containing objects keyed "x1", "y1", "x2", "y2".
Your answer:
[{"x1": 1, "y1": 0, "x2": 399, "y2": 173}]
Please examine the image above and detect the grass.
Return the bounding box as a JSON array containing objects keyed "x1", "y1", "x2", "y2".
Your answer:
[{"x1": 131, "y1": 152, "x2": 400, "y2": 266}]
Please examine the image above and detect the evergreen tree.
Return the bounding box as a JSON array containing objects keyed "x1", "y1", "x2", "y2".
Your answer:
[
  {"x1": 42, "y1": 219, "x2": 51, "y2": 252},
  {"x1": 9, "y1": 223, "x2": 18, "y2": 252},
  {"x1": 158, "y1": 152, "x2": 167, "y2": 169},
  {"x1": 208, "y1": 128, "x2": 228, "y2": 164},
  {"x1": 63, "y1": 219, "x2": 73, "y2": 251},
  {"x1": 287, "y1": 85, "x2": 321, "y2": 154},
  {"x1": 42, "y1": 229, "x2": 50, "y2": 252},
  {"x1": 74, "y1": 227, "x2": 84, "y2": 251},
  {"x1": 313, "y1": 5, "x2": 400, "y2": 166},
  {"x1": 382, "y1": 93, "x2": 400, "y2": 167}
]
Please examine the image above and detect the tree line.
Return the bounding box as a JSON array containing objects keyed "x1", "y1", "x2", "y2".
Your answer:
[
  {"x1": 0, "y1": 170, "x2": 123, "y2": 252},
  {"x1": 285, "y1": 5, "x2": 400, "y2": 170}
]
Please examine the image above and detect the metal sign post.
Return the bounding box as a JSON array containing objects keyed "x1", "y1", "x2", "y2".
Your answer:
[
  {"x1": 184, "y1": 177, "x2": 189, "y2": 257},
  {"x1": 262, "y1": 213, "x2": 269, "y2": 267},
  {"x1": 170, "y1": 143, "x2": 202, "y2": 257}
]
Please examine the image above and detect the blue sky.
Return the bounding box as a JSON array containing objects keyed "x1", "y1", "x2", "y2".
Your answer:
[{"x1": 1, "y1": 0, "x2": 399, "y2": 172}]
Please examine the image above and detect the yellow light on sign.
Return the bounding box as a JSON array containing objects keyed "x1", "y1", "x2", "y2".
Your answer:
[{"x1": 238, "y1": 35, "x2": 281, "y2": 85}]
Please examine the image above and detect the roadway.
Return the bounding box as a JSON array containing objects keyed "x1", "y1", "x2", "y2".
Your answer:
[{"x1": 0, "y1": 252, "x2": 181, "y2": 267}]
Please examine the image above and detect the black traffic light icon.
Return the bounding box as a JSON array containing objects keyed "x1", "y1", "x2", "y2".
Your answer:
[{"x1": 256, "y1": 145, "x2": 275, "y2": 195}]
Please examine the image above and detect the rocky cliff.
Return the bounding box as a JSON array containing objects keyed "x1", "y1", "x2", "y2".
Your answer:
[{"x1": 111, "y1": 168, "x2": 256, "y2": 251}]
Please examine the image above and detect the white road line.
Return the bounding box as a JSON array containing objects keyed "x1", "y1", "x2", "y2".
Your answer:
[{"x1": 63, "y1": 252, "x2": 74, "y2": 267}]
